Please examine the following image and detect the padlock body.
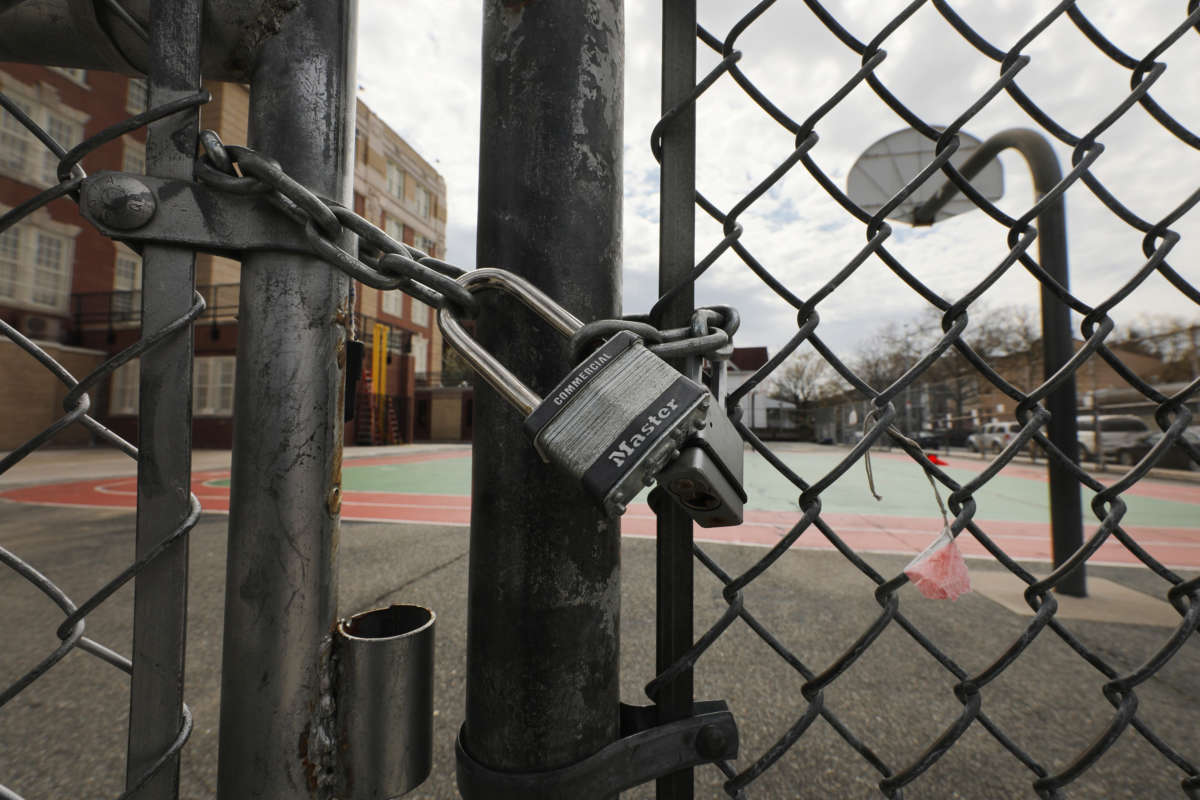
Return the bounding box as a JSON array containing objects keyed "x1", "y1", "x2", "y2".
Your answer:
[
  {"x1": 524, "y1": 331, "x2": 709, "y2": 516},
  {"x1": 658, "y1": 405, "x2": 746, "y2": 527}
]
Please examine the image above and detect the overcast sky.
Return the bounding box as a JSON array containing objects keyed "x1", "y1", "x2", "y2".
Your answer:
[{"x1": 356, "y1": 1, "x2": 1199, "y2": 362}]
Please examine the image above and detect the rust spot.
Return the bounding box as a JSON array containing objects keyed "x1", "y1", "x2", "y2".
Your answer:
[
  {"x1": 228, "y1": 0, "x2": 303, "y2": 80},
  {"x1": 331, "y1": 314, "x2": 347, "y2": 518},
  {"x1": 298, "y1": 724, "x2": 319, "y2": 793},
  {"x1": 328, "y1": 432, "x2": 344, "y2": 517}
]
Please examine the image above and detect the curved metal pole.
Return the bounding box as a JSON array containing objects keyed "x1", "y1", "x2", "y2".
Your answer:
[{"x1": 916, "y1": 128, "x2": 1086, "y2": 597}]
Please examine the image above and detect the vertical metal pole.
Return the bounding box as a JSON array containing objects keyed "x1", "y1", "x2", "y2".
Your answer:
[
  {"x1": 125, "y1": 1, "x2": 201, "y2": 796},
  {"x1": 657, "y1": 2, "x2": 696, "y2": 798},
  {"x1": 216, "y1": 1, "x2": 356, "y2": 797},
  {"x1": 916, "y1": 128, "x2": 1085, "y2": 596},
  {"x1": 465, "y1": 0, "x2": 623, "y2": 782},
  {"x1": 1015, "y1": 132, "x2": 1086, "y2": 598}
]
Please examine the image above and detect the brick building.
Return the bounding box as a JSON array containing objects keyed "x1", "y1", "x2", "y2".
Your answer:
[{"x1": 1, "y1": 66, "x2": 452, "y2": 450}]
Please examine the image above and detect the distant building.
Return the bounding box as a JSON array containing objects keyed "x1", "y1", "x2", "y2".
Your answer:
[
  {"x1": 726, "y1": 346, "x2": 805, "y2": 438},
  {"x1": 0, "y1": 66, "x2": 455, "y2": 450},
  {"x1": 969, "y1": 340, "x2": 1167, "y2": 427}
]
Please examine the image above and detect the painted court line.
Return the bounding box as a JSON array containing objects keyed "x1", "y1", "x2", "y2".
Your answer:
[{"x1": 3, "y1": 449, "x2": 1199, "y2": 570}]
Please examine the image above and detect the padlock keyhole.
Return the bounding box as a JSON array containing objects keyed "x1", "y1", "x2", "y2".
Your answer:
[{"x1": 669, "y1": 478, "x2": 721, "y2": 511}]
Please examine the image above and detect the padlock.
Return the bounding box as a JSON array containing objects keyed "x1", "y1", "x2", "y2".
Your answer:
[
  {"x1": 438, "y1": 268, "x2": 712, "y2": 516},
  {"x1": 657, "y1": 315, "x2": 746, "y2": 527}
]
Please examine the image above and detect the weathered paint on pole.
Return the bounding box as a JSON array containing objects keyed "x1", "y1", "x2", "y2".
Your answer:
[
  {"x1": 464, "y1": 0, "x2": 624, "y2": 781},
  {"x1": 216, "y1": 1, "x2": 356, "y2": 797}
]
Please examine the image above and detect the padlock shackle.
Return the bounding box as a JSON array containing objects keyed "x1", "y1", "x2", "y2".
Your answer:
[{"x1": 438, "y1": 268, "x2": 585, "y2": 416}]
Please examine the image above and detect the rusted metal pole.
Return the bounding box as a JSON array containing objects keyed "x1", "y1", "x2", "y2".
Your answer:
[
  {"x1": 215, "y1": 1, "x2": 356, "y2": 797},
  {"x1": 0, "y1": 0, "x2": 303, "y2": 82},
  {"x1": 461, "y1": 0, "x2": 624, "y2": 790}
]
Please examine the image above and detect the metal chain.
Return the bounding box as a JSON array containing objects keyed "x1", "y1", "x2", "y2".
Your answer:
[
  {"x1": 197, "y1": 130, "x2": 733, "y2": 358},
  {"x1": 195, "y1": 131, "x2": 478, "y2": 317}
]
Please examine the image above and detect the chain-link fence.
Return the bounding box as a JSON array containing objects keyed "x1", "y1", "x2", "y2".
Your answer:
[
  {"x1": 3, "y1": 1, "x2": 1199, "y2": 798},
  {"x1": 0, "y1": 60, "x2": 210, "y2": 799},
  {"x1": 640, "y1": 1, "x2": 1200, "y2": 797}
]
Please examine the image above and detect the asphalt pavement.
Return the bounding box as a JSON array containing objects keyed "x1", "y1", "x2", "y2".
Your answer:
[{"x1": 1, "y1": 499, "x2": 1197, "y2": 799}]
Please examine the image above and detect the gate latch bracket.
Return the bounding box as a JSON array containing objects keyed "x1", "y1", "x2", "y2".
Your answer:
[
  {"x1": 455, "y1": 700, "x2": 738, "y2": 799},
  {"x1": 79, "y1": 171, "x2": 313, "y2": 255}
]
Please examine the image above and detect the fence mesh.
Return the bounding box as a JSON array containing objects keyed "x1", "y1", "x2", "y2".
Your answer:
[
  {"x1": 0, "y1": 90, "x2": 208, "y2": 798},
  {"x1": 641, "y1": 2, "x2": 1200, "y2": 798}
]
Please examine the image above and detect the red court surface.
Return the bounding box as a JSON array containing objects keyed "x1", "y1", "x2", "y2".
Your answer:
[{"x1": 4, "y1": 449, "x2": 1200, "y2": 570}]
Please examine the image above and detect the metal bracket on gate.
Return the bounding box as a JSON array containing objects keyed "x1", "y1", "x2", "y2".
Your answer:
[
  {"x1": 79, "y1": 171, "x2": 312, "y2": 254},
  {"x1": 455, "y1": 700, "x2": 738, "y2": 799}
]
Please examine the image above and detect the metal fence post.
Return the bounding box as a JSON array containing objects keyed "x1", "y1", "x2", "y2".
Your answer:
[
  {"x1": 656, "y1": 2, "x2": 697, "y2": 798},
  {"x1": 464, "y1": 0, "x2": 624, "y2": 782},
  {"x1": 125, "y1": 0, "x2": 201, "y2": 796},
  {"x1": 215, "y1": 1, "x2": 356, "y2": 797}
]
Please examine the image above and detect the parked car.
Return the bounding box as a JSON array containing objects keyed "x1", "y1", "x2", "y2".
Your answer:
[
  {"x1": 971, "y1": 421, "x2": 1022, "y2": 454},
  {"x1": 1112, "y1": 428, "x2": 1200, "y2": 470},
  {"x1": 939, "y1": 427, "x2": 976, "y2": 448},
  {"x1": 1076, "y1": 415, "x2": 1151, "y2": 461},
  {"x1": 912, "y1": 429, "x2": 942, "y2": 449}
]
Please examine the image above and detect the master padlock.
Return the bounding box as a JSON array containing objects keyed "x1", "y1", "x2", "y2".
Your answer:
[
  {"x1": 656, "y1": 312, "x2": 746, "y2": 527},
  {"x1": 438, "y1": 268, "x2": 712, "y2": 517}
]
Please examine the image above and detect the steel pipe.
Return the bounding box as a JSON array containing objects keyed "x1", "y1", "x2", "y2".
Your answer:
[
  {"x1": 124, "y1": 0, "x2": 202, "y2": 796},
  {"x1": 655, "y1": 1, "x2": 698, "y2": 798},
  {"x1": 215, "y1": 1, "x2": 356, "y2": 797},
  {"x1": 0, "y1": 0, "x2": 302, "y2": 81}
]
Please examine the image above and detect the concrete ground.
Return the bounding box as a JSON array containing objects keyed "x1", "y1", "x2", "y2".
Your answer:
[{"x1": 1, "y1": 447, "x2": 1199, "y2": 798}]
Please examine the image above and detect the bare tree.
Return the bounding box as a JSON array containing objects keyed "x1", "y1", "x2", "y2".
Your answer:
[
  {"x1": 769, "y1": 351, "x2": 832, "y2": 408},
  {"x1": 1114, "y1": 314, "x2": 1200, "y2": 382},
  {"x1": 769, "y1": 351, "x2": 834, "y2": 436}
]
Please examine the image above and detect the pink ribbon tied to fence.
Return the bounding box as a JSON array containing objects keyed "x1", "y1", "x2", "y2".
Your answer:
[
  {"x1": 903, "y1": 525, "x2": 971, "y2": 600},
  {"x1": 861, "y1": 413, "x2": 971, "y2": 600}
]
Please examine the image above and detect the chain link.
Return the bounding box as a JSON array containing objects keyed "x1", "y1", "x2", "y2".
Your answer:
[{"x1": 642, "y1": 3, "x2": 1200, "y2": 798}]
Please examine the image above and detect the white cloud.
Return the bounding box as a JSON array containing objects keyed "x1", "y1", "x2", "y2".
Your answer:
[{"x1": 357, "y1": 0, "x2": 1199, "y2": 360}]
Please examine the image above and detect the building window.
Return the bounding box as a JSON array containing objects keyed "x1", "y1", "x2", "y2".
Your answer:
[
  {"x1": 355, "y1": 128, "x2": 367, "y2": 164},
  {"x1": 385, "y1": 217, "x2": 404, "y2": 247},
  {"x1": 0, "y1": 226, "x2": 20, "y2": 300},
  {"x1": 122, "y1": 137, "x2": 145, "y2": 174},
  {"x1": 126, "y1": 78, "x2": 148, "y2": 114},
  {"x1": 112, "y1": 245, "x2": 142, "y2": 317},
  {"x1": 0, "y1": 220, "x2": 74, "y2": 310},
  {"x1": 0, "y1": 93, "x2": 35, "y2": 178},
  {"x1": 386, "y1": 160, "x2": 404, "y2": 200},
  {"x1": 381, "y1": 288, "x2": 402, "y2": 317},
  {"x1": 0, "y1": 92, "x2": 83, "y2": 186},
  {"x1": 110, "y1": 358, "x2": 139, "y2": 415},
  {"x1": 194, "y1": 355, "x2": 236, "y2": 416},
  {"x1": 410, "y1": 299, "x2": 429, "y2": 327},
  {"x1": 416, "y1": 186, "x2": 431, "y2": 218},
  {"x1": 413, "y1": 233, "x2": 436, "y2": 257},
  {"x1": 412, "y1": 334, "x2": 427, "y2": 374},
  {"x1": 40, "y1": 112, "x2": 82, "y2": 184},
  {"x1": 50, "y1": 68, "x2": 88, "y2": 85}
]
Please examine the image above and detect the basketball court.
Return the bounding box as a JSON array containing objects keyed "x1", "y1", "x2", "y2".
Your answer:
[{"x1": 4, "y1": 443, "x2": 1199, "y2": 570}]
